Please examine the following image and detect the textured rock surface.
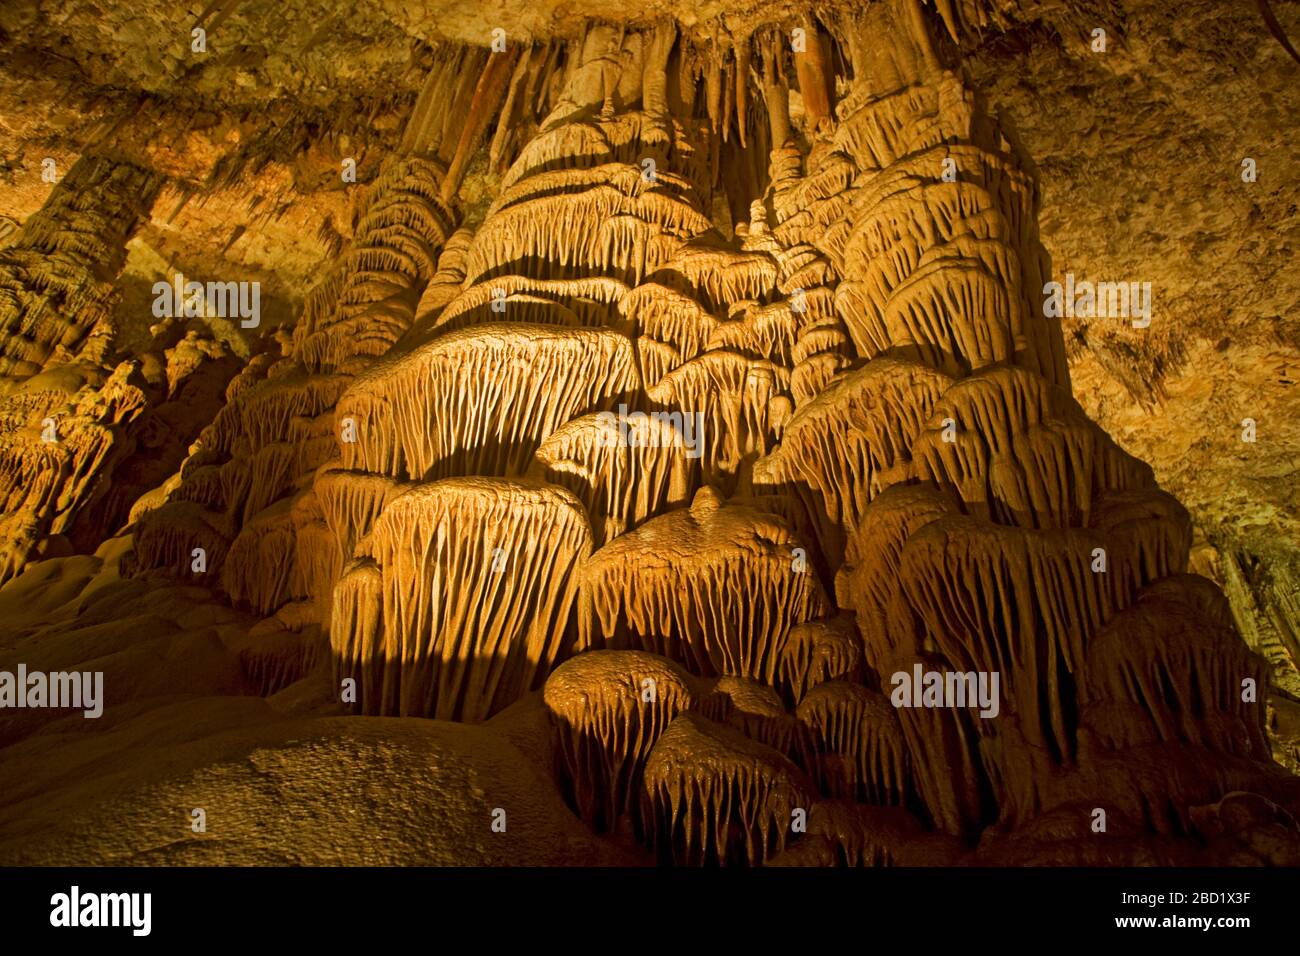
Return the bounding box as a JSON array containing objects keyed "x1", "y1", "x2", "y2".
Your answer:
[{"x1": 0, "y1": 0, "x2": 1298, "y2": 866}]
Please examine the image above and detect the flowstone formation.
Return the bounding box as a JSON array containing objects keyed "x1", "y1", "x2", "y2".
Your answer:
[{"x1": 0, "y1": 0, "x2": 1297, "y2": 867}]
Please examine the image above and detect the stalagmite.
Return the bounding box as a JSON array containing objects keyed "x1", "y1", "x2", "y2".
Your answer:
[{"x1": 0, "y1": 156, "x2": 161, "y2": 384}]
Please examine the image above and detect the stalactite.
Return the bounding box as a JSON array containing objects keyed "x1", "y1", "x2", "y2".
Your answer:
[
  {"x1": 911, "y1": 365, "x2": 1155, "y2": 529},
  {"x1": 793, "y1": 20, "x2": 834, "y2": 128},
  {"x1": 441, "y1": 46, "x2": 523, "y2": 202},
  {"x1": 647, "y1": 351, "x2": 788, "y2": 482}
]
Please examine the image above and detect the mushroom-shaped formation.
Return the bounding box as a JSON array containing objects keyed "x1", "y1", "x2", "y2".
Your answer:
[
  {"x1": 130, "y1": 498, "x2": 232, "y2": 583},
  {"x1": 463, "y1": 173, "x2": 707, "y2": 285},
  {"x1": 898, "y1": 487, "x2": 1192, "y2": 769},
  {"x1": 648, "y1": 244, "x2": 778, "y2": 307},
  {"x1": 231, "y1": 604, "x2": 326, "y2": 696},
  {"x1": 532, "y1": 410, "x2": 700, "y2": 546},
  {"x1": 1080, "y1": 575, "x2": 1271, "y2": 759},
  {"x1": 430, "y1": 276, "x2": 629, "y2": 338},
  {"x1": 697, "y1": 675, "x2": 798, "y2": 755},
  {"x1": 646, "y1": 350, "x2": 789, "y2": 482},
  {"x1": 838, "y1": 482, "x2": 967, "y2": 666},
  {"x1": 795, "y1": 681, "x2": 909, "y2": 805},
  {"x1": 314, "y1": 465, "x2": 410, "y2": 570},
  {"x1": 221, "y1": 496, "x2": 302, "y2": 615},
  {"x1": 332, "y1": 477, "x2": 593, "y2": 721},
  {"x1": 777, "y1": 615, "x2": 864, "y2": 705},
  {"x1": 543, "y1": 649, "x2": 695, "y2": 832},
  {"x1": 753, "y1": 357, "x2": 953, "y2": 566},
  {"x1": 911, "y1": 365, "x2": 1154, "y2": 529},
  {"x1": 622, "y1": 282, "x2": 719, "y2": 385},
  {"x1": 336, "y1": 323, "x2": 640, "y2": 481},
  {"x1": 641, "y1": 713, "x2": 814, "y2": 866},
  {"x1": 579, "y1": 487, "x2": 831, "y2": 684}
]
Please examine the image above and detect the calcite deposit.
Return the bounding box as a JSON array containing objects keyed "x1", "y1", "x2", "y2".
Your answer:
[{"x1": 0, "y1": 0, "x2": 1297, "y2": 867}]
